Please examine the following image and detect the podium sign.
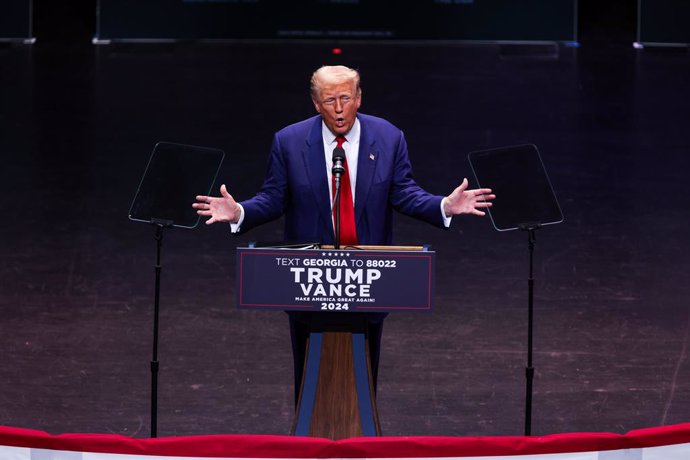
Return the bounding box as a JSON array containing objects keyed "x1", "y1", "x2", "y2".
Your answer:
[{"x1": 236, "y1": 247, "x2": 435, "y2": 312}]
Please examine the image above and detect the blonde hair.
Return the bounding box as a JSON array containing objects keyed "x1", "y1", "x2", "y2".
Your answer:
[{"x1": 310, "y1": 65, "x2": 361, "y2": 100}]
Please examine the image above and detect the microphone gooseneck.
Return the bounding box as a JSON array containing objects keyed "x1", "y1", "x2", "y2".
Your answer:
[{"x1": 332, "y1": 146, "x2": 346, "y2": 249}]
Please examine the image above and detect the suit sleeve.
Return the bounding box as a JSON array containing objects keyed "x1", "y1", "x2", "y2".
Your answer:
[
  {"x1": 237, "y1": 134, "x2": 289, "y2": 233},
  {"x1": 389, "y1": 131, "x2": 446, "y2": 228}
]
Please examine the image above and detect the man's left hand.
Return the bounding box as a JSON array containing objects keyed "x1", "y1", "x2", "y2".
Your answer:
[{"x1": 444, "y1": 178, "x2": 495, "y2": 217}]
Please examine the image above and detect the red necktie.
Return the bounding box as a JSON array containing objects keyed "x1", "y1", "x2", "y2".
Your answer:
[{"x1": 332, "y1": 135, "x2": 358, "y2": 246}]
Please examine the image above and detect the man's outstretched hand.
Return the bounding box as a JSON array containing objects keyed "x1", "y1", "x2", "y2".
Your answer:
[
  {"x1": 193, "y1": 184, "x2": 242, "y2": 225},
  {"x1": 443, "y1": 178, "x2": 495, "y2": 217}
]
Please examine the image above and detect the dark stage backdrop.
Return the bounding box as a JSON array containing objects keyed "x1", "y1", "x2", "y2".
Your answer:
[
  {"x1": 95, "y1": 0, "x2": 577, "y2": 42},
  {"x1": 637, "y1": 0, "x2": 690, "y2": 45},
  {"x1": 0, "y1": 0, "x2": 32, "y2": 39}
]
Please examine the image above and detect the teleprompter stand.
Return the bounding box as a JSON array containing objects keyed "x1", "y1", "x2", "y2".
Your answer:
[
  {"x1": 128, "y1": 142, "x2": 224, "y2": 437},
  {"x1": 469, "y1": 144, "x2": 564, "y2": 436},
  {"x1": 149, "y1": 218, "x2": 171, "y2": 439},
  {"x1": 520, "y1": 222, "x2": 539, "y2": 436}
]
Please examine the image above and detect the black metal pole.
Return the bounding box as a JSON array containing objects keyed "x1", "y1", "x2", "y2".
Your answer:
[
  {"x1": 151, "y1": 223, "x2": 164, "y2": 438},
  {"x1": 524, "y1": 227, "x2": 536, "y2": 436}
]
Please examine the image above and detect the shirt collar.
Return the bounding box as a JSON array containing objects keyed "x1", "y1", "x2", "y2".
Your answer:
[{"x1": 322, "y1": 117, "x2": 361, "y2": 146}]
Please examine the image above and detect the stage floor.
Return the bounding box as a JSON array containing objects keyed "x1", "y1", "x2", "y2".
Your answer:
[{"x1": 0, "y1": 38, "x2": 689, "y2": 437}]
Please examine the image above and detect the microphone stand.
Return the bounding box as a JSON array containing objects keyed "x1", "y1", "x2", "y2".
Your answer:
[
  {"x1": 333, "y1": 175, "x2": 342, "y2": 250},
  {"x1": 332, "y1": 148, "x2": 345, "y2": 250}
]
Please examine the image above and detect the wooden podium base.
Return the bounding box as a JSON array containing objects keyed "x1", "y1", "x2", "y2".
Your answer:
[{"x1": 291, "y1": 331, "x2": 381, "y2": 439}]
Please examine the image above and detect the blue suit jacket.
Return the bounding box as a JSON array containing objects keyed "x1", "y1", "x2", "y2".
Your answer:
[{"x1": 240, "y1": 113, "x2": 445, "y2": 245}]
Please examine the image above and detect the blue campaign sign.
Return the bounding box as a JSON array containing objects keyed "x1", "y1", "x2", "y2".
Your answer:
[{"x1": 236, "y1": 247, "x2": 435, "y2": 313}]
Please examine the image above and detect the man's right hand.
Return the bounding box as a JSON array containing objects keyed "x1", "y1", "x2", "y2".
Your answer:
[{"x1": 193, "y1": 184, "x2": 241, "y2": 225}]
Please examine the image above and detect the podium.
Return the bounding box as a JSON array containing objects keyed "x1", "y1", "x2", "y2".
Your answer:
[{"x1": 236, "y1": 245, "x2": 435, "y2": 439}]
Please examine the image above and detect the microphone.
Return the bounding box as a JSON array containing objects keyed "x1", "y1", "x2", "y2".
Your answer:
[{"x1": 332, "y1": 147, "x2": 345, "y2": 179}]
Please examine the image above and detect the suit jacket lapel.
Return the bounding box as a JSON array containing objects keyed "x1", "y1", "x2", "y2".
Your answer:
[
  {"x1": 303, "y1": 118, "x2": 335, "y2": 240},
  {"x1": 355, "y1": 116, "x2": 377, "y2": 226}
]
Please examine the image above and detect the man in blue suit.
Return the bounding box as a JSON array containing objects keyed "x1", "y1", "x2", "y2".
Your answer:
[{"x1": 194, "y1": 65, "x2": 494, "y2": 402}]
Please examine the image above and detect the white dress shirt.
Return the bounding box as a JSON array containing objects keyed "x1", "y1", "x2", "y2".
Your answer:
[{"x1": 322, "y1": 118, "x2": 360, "y2": 208}]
